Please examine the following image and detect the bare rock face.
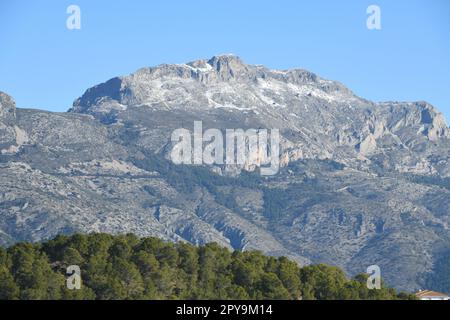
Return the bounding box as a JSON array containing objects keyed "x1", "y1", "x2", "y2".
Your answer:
[
  {"x1": 206, "y1": 54, "x2": 249, "y2": 80},
  {"x1": 0, "y1": 92, "x2": 18, "y2": 152},
  {"x1": 0, "y1": 91, "x2": 16, "y2": 121},
  {"x1": 1, "y1": 55, "x2": 450, "y2": 292},
  {"x1": 416, "y1": 101, "x2": 449, "y2": 140}
]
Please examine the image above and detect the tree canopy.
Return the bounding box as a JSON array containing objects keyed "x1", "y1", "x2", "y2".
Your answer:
[{"x1": 0, "y1": 233, "x2": 416, "y2": 300}]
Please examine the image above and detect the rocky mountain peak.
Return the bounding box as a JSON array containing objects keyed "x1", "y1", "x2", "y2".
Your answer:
[
  {"x1": 0, "y1": 91, "x2": 16, "y2": 121},
  {"x1": 67, "y1": 56, "x2": 449, "y2": 149},
  {"x1": 70, "y1": 77, "x2": 124, "y2": 113},
  {"x1": 416, "y1": 101, "x2": 449, "y2": 139},
  {"x1": 70, "y1": 55, "x2": 358, "y2": 114},
  {"x1": 206, "y1": 54, "x2": 248, "y2": 80}
]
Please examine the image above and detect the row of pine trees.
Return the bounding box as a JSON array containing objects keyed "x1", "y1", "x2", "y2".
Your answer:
[{"x1": 0, "y1": 233, "x2": 416, "y2": 300}]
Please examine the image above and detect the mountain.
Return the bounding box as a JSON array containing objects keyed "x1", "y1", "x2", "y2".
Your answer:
[{"x1": 1, "y1": 55, "x2": 449, "y2": 292}]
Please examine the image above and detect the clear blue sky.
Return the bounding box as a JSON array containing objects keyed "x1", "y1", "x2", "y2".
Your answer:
[{"x1": 1, "y1": 0, "x2": 449, "y2": 122}]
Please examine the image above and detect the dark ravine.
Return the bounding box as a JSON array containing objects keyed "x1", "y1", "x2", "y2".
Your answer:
[{"x1": 1, "y1": 55, "x2": 449, "y2": 292}]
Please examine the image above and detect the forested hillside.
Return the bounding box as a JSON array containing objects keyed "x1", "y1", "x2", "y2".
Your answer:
[{"x1": 0, "y1": 233, "x2": 416, "y2": 300}]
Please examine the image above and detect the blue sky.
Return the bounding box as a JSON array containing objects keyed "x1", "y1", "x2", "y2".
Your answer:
[{"x1": 1, "y1": 0, "x2": 449, "y2": 122}]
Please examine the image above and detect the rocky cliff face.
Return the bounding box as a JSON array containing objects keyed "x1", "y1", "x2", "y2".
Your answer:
[
  {"x1": 1, "y1": 55, "x2": 450, "y2": 292},
  {"x1": 0, "y1": 92, "x2": 23, "y2": 155},
  {"x1": 0, "y1": 92, "x2": 16, "y2": 120}
]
